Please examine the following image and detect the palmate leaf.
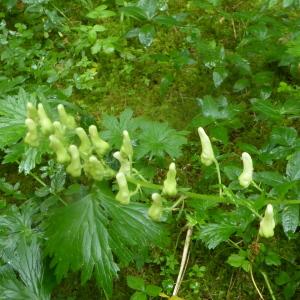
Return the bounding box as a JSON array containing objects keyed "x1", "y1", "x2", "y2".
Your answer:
[
  {"x1": 99, "y1": 189, "x2": 169, "y2": 266},
  {"x1": 0, "y1": 239, "x2": 50, "y2": 300},
  {"x1": 136, "y1": 121, "x2": 188, "y2": 159},
  {"x1": 101, "y1": 108, "x2": 140, "y2": 148},
  {"x1": 44, "y1": 187, "x2": 168, "y2": 298},
  {"x1": 44, "y1": 194, "x2": 118, "y2": 298},
  {"x1": 0, "y1": 204, "x2": 49, "y2": 300},
  {"x1": 0, "y1": 89, "x2": 33, "y2": 149},
  {"x1": 197, "y1": 223, "x2": 236, "y2": 249}
]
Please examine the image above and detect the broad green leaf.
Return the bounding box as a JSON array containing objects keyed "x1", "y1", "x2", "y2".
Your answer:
[
  {"x1": 265, "y1": 251, "x2": 281, "y2": 266},
  {"x1": 138, "y1": 24, "x2": 155, "y2": 47},
  {"x1": 198, "y1": 95, "x2": 233, "y2": 120},
  {"x1": 44, "y1": 187, "x2": 168, "y2": 297},
  {"x1": 213, "y1": 67, "x2": 228, "y2": 88},
  {"x1": 282, "y1": 205, "x2": 299, "y2": 235},
  {"x1": 251, "y1": 99, "x2": 281, "y2": 120},
  {"x1": 145, "y1": 284, "x2": 162, "y2": 296},
  {"x1": 86, "y1": 5, "x2": 116, "y2": 19},
  {"x1": 101, "y1": 109, "x2": 139, "y2": 148},
  {"x1": 223, "y1": 165, "x2": 241, "y2": 180},
  {"x1": 136, "y1": 121, "x2": 187, "y2": 159},
  {"x1": 18, "y1": 148, "x2": 40, "y2": 175},
  {"x1": 254, "y1": 171, "x2": 286, "y2": 187},
  {"x1": 227, "y1": 252, "x2": 250, "y2": 272},
  {"x1": 233, "y1": 78, "x2": 250, "y2": 92},
  {"x1": 99, "y1": 188, "x2": 169, "y2": 265},
  {"x1": 127, "y1": 276, "x2": 145, "y2": 291},
  {"x1": 130, "y1": 291, "x2": 147, "y2": 300},
  {"x1": 138, "y1": 0, "x2": 157, "y2": 20},
  {"x1": 0, "y1": 239, "x2": 50, "y2": 300},
  {"x1": 286, "y1": 151, "x2": 300, "y2": 181},
  {"x1": 210, "y1": 126, "x2": 228, "y2": 144},
  {"x1": 270, "y1": 127, "x2": 297, "y2": 146},
  {"x1": 198, "y1": 223, "x2": 236, "y2": 249},
  {"x1": 153, "y1": 15, "x2": 179, "y2": 27},
  {"x1": 0, "y1": 89, "x2": 32, "y2": 149},
  {"x1": 44, "y1": 194, "x2": 119, "y2": 297},
  {"x1": 283, "y1": 0, "x2": 294, "y2": 7},
  {"x1": 119, "y1": 6, "x2": 148, "y2": 20}
]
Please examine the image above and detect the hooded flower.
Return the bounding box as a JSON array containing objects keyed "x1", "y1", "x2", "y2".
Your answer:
[
  {"x1": 148, "y1": 193, "x2": 163, "y2": 222},
  {"x1": 115, "y1": 172, "x2": 130, "y2": 204},
  {"x1": 238, "y1": 152, "x2": 253, "y2": 188},
  {"x1": 198, "y1": 127, "x2": 215, "y2": 166},
  {"x1": 162, "y1": 162, "x2": 177, "y2": 197},
  {"x1": 259, "y1": 204, "x2": 275, "y2": 238}
]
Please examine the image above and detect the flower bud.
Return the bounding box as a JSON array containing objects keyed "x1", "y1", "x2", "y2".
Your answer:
[
  {"x1": 120, "y1": 130, "x2": 133, "y2": 161},
  {"x1": 38, "y1": 103, "x2": 53, "y2": 135},
  {"x1": 49, "y1": 135, "x2": 70, "y2": 163},
  {"x1": 66, "y1": 145, "x2": 82, "y2": 177},
  {"x1": 148, "y1": 193, "x2": 163, "y2": 222},
  {"x1": 198, "y1": 127, "x2": 215, "y2": 166},
  {"x1": 57, "y1": 104, "x2": 76, "y2": 129},
  {"x1": 75, "y1": 127, "x2": 92, "y2": 160},
  {"x1": 83, "y1": 155, "x2": 115, "y2": 181},
  {"x1": 259, "y1": 204, "x2": 275, "y2": 238},
  {"x1": 238, "y1": 152, "x2": 253, "y2": 188},
  {"x1": 26, "y1": 102, "x2": 38, "y2": 121},
  {"x1": 113, "y1": 151, "x2": 131, "y2": 176},
  {"x1": 53, "y1": 121, "x2": 65, "y2": 141},
  {"x1": 115, "y1": 172, "x2": 130, "y2": 204},
  {"x1": 162, "y1": 163, "x2": 177, "y2": 196},
  {"x1": 24, "y1": 118, "x2": 39, "y2": 147},
  {"x1": 89, "y1": 125, "x2": 110, "y2": 157}
]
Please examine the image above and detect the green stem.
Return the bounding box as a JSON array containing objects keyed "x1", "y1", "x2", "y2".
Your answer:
[
  {"x1": 28, "y1": 171, "x2": 67, "y2": 206},
  {"x1": 260, "y1": 271, "x2": 276, "y2": 300},
  {"x1": 251, "y1": 181, "x2": 263, "y2": 193},
  {"x1": 126, "y1": 177, "x2": 300, "y2": 216},
  {"x1": 214, "y1": 159, "x2": 222, "y2": 197},
  {"x1": 250, "y1": 265, "x2": 264, "y2": 300}
]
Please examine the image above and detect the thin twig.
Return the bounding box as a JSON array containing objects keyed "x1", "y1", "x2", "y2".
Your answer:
[{"x1": 173, "y1": 226, "x2": 193, "y2": 296}]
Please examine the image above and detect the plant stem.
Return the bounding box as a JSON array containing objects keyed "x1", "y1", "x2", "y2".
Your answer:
[
  {"x1": 127, "y1": 176, "x2": 300, "y2": 215},
  {"x1": 260, "y1": 271, "x2": 276, "y2": 300},
  {"x1": 250, "y1": 265, "x2": 264, "y2": 300},
  {"x1": 214, "y1": 159, "x2": 222, "y2": 197},
  {"x1": 28, "y1": 171, "x2": 67, "y2": 206},
  {"x1": 251, "y1": 181, "x2": 263, "y2": 192},
  {"x1": 173, "y1": 226, "x2": 193, "y2": 296}
]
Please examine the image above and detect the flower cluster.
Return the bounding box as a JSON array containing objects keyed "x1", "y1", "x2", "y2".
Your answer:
[{"x1": 24, "y1": 102, "x2": 115, "y2": 181}]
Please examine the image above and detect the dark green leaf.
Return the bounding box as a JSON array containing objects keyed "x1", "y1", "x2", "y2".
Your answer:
[
  {"x1": 198, "y1": 223, "x2": 236, "y2": 249},
  {"x1": 286, "y1": 151, "x2": 300, "y2": 181},
  {"x1": 0, "y1": 89, "x2": 32, "y2": 149},
  {"x1": 44, "y1": 194, "x2": 119, "y2": 297},
  {"x1": 254, "y1": 171, "x2": 286, "y2": 187},
  {"x1": 127, "y1": 276, "x2": 145, "y2": 291},
  {"x1": 130, "y1": 291, "x2": 147, "y2": 300},
  {"x1": 86, "y1": 5, "x2": 116, "y2": 19},
  {"x1": 270, "y1": 127, "x2": 298, "y2": 147},
  {"x1": 136, "y1": 121, "x2": 187, "y2": 159},
  {"x1": 282, "y1": 205, "x2": 299, "y2": 235},
  {"x1": 227, "y1": 251, "x2": 250, "y2": 272},
  {"x1": 233, "y1": 78, "x2": 250, "y2": 92},
  {"x1": 101, "y1": 109, "x2": 139, "y2": 148},
  {"x1": 145, "y1": 284, "x2": 162, "y2": 296},
  {"x1": 251, "y1": 99, "x2": 281, "y2": 120},
  {"x1": 138, "y1": 24, "x2": 155, "y2": 47},
  {"x1": 119, "y1": 6, "x2": 147, "y2": 20},
  {"x1": 265, "y1": 251, "x2": 281, "y2": 266},
  {"x1": 213, "y1": 67, "x2": 228, "y2": 88}
]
